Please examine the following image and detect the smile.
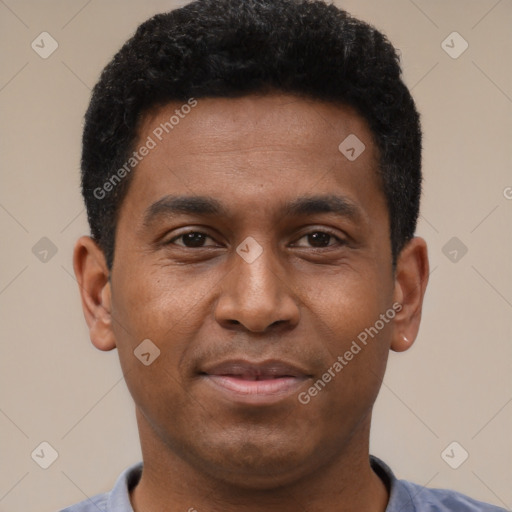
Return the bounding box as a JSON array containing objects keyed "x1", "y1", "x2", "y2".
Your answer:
[{"x1": 200, "y1": 359, "x2": 311, "y2": 405}]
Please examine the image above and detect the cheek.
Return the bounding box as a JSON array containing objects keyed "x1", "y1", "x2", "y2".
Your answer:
[
  {"x1": 296, "y1": 267, "x2": 392, "y2": 401},
  {"x1": 109, "y1": 262, "x2": 211, "y2": 411},
  {"x1": 296, "y1": 262, "x2": 393, "y2": 339},
  {"x1": 111, "y1": 259, "x2": 210, "y2": 342},
  {"x1": 109, "y1": 267, "x2": 199, "y2": 431}
]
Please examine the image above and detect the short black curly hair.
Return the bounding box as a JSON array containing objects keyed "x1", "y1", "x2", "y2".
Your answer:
[{"x1": 81, "y1": 0, "x2": 422, "y2": 270}]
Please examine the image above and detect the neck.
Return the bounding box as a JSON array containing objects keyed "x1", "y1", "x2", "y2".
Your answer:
[{"x1": 130, "y1": 408, "x2": 389, "y2": 512}]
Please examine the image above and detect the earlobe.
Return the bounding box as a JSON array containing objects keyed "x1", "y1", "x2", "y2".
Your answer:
[
  {"x1": 391, "y1": 334, "x2": 414, "y2": 353},
  {"x1": 73, "y1": 236, "x2": 117, "y2": 351},
  {"x1": 390, "y1": 237, "x2": 429, "y2": 353}
]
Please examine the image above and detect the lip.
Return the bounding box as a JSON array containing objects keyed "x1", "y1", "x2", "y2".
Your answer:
[{"x1": 200, "y1": 359, "x2": 311, "y2": 405}]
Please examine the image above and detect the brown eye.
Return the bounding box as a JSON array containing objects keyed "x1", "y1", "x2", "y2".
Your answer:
[
  {"x1": 307, "y1": 232, "x2": 332, "y2": 247},
  {"x1": 169, "y1": 232, "x2": 216, "y2": 248},
  {"x1": 293, "y1": 231, "x2": 345, "y2": 248}
]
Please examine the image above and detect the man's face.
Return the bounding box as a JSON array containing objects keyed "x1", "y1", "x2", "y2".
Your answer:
[{"x1": 108, "y1": 94, "x2": 399, "y2": 486}]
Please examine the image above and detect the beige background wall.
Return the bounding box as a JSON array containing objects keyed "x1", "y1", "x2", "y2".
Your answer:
[{"x1": 0, "y1": 1, "x2": 511, "y2": 510}]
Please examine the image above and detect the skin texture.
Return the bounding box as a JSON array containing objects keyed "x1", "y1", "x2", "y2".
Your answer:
[{"x1": 74, "y1": 94, "x2": 429, "y2": 512}]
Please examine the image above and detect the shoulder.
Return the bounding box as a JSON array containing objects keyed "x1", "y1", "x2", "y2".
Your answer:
[
  {"x1": 57, "y1": 462, "x2": 143, "y2": 512},
  {"x1": 58, "y1": 493, "x2": 109, "y2": 512},
  {"x1": 395, "y1": 478, "x2": 508, "y2": 511},
  {"x1": 370, "y1": 456, "x2": 507, "y2": 512}
]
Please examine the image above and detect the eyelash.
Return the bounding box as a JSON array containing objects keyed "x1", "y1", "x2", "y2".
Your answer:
[{"x1": 166, "y1": 229, "x2": 346, "y2": 249}]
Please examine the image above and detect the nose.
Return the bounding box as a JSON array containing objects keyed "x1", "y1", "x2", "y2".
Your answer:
[{"x1": 214, "y1": 242, "x2": 300, "y2": 333}]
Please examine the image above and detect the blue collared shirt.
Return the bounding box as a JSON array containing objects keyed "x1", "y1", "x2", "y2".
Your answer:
[{"x1": 59, "y1": 456, "x2": 507, "y2": 511}]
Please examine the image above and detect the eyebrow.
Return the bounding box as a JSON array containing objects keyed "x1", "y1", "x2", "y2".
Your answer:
[{"x1": 142, "y1": 194, "x2": 363, "y2": 228}]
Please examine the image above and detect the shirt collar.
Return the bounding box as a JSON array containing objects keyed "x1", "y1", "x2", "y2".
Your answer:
[
  {"x1": 107, "y1": 461, "x2": 142, "y2": 511},
  {"x1": 107, "y1": 456, "x2": 408, "y2": 511}
]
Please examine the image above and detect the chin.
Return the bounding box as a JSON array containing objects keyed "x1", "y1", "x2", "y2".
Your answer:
[{"x1": 184, "y1": 432, "x2": 317, "y2": 489}]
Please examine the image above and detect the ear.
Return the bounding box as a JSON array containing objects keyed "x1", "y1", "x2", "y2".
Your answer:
[
  {"x1": 390, "y1": 236, "x2": 429, "y2": 352},
  {"x1": 73, "y1": 236, "x2": 116, "y2": 351}
]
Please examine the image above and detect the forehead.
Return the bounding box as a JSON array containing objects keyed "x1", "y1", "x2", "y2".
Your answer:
[
  {"x1": 121, "y1": 93, "x2": 384, "y2": 224},
  {"x1": 140, "y1": 94, "x2": 377, "y2": 162}
]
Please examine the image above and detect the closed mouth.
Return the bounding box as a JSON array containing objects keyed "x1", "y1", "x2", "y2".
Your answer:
[{"x1": 199, "y1": 359, "x2": 311, "y2": 402}]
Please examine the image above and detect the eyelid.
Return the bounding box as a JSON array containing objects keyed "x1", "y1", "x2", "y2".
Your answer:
[
  {"x1": 167, "y1": 229, "x2": 220, "y2": 247},
  {"x1": 164, "y1": 227, "x2": 347, "y2": 248},
  {"x1": 291, "y1": 229, "x2": 347, "y2": 247}
]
